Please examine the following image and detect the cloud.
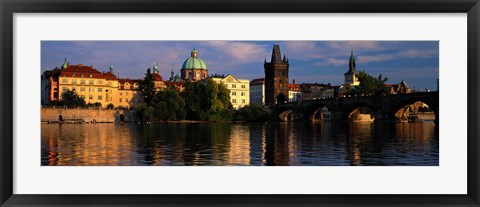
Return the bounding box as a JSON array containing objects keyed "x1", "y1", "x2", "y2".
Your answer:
[
  {"x1": 326, "y1": 41, "x2": 385, "y2": 52},
  {"x1": 203, "y1": 41, "x2": 267, "y2": 62},
  {"x1": 398, "y1": 49, "x2": 438, "y2": 59},
  {"x1": 314, "y1": 58, "x2": 345, "y2": 66}
]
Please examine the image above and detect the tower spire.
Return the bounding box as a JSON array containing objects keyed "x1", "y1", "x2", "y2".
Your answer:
[
  {"x1": 62, "y1": 58, "x2": 68, "y2": 69},
  {"x1": 109, "y1": 60, "x2": 114, "y2": 73}
]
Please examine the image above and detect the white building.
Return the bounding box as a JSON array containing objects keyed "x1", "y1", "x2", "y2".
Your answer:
[
  {"x1": 209, "y1": 74, "x2": 250, "y2": 109},
  {"x1": 288, "y1": 81, "x2": 302, "y2": 102},
  {"x1": 249, "y1": 78, "x2": 265, "y2": 106}
]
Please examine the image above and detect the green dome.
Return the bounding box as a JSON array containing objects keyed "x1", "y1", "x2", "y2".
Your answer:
[{"x1": 181, "y1": 49, "x2": 207, "y2": 70}]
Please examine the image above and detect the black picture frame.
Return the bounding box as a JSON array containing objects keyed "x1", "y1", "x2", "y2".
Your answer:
[{"x1": 1, "y1": 0, "x2": 479, "y2": 206}]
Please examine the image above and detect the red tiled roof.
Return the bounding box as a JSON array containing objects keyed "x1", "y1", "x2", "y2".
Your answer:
[
  {"x1": 288, "y1": 84, "x2": 301, "y2": 91},
  {"x1": 152, "y1": 73, "x2": 163, "y2": 81},
  {"x1": 60, "y1": 64, "x2": 103, "y2": 78},
  {"x1": 102, "y1": 72, "x2": 118, "y2": 80}
]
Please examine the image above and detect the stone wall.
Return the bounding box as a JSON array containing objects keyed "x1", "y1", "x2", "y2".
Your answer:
[{"x1": 41, "y1": 108, "x2": 136, "y2": 123}]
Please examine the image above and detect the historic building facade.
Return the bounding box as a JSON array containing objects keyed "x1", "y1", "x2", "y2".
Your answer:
[
  {"x1": 264, "y1": 44, "x2": 289, "y2": 105},
  {"x1": 209, "y1": 74, "x2": 250, "y2": 109},
  {"x1": 41, "y1": 60, "x2": 171, "y2": 108},
  {"x1": 288, "y1": 79, "x2": 302, "y2": 102},
  {"x1": 181, "y1": 49, "x2": 208, "y2": 81},
  {"x1": 249, "y1": 78, "x2": 265, "y2": 106}
]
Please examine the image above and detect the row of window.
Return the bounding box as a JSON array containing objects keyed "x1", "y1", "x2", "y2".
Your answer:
[
  {"x1": 78, "y1": 95, "x2": 130, "y2": 103},
  {"x1": 61, "y1": 79, "x2": 139, "y2": 89},
  {"x1": 231, "y1": 91, "x2": 247, "y2": 96},
  {"x1": 250, "y1": 91, "x2": 263, "y2": 96},
  {"x1": 225, "y1": 84, "x2": 247, "y2": 89},
  {"x1": 250, "y1": 85, "x2": 263, "y2": 90},
  {"x1": 231, "y1": 99, "x2": 246, "y2": 104},
  {"x1": 62, "y1": 87, "x2": 134, "y2": 96},
  {"x1": 62, "y1": 79, "x2": 103, "y2": 85}
]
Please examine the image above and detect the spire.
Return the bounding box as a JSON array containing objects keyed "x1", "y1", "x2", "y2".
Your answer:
[
  {"x1": 283, "y1": 54, "x2": 287, "y2": 63},
  {"x1": 348, "y1": 48, "x2": 357, "y2": 74},
  {"x1": 170, "y1": 64, "x2": 175, "y2": 81},
  {"x1": 153, "y1": 62, "x2": 159, "y2": 74},
  {"x1": 61, "y1": 58, "x2": 68, "y2": 69},
  {"x1": 271, "y1": 44, "x2": 282, "y2": 63},
  {"x1": 109, "y1": 61, "x2": 114, "y2": 73}
]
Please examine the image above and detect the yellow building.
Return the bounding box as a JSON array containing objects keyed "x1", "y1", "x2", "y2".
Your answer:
[
  {"x1": 209, "y1": 74, "x2": 250, "y2": 109},
  {"x1": 45, "y1": 60, "x2": 172, "y2": 109},
  {"x1": 57, "y1": 63, "x2": 122, "y2": 108}
]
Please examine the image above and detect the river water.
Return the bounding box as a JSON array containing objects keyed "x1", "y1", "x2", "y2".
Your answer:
[{"x1": 41, "y1": 122, "x2": 439, "y2": 166}]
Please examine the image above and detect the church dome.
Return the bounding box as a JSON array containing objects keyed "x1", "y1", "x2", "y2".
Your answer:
[{"x1": 181, "y1": 49, "x2": 207, "y2": 70}]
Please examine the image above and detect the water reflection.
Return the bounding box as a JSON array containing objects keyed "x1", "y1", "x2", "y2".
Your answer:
[{"x1": 41, "y1": 122, "x2": 439, "y2": 166}]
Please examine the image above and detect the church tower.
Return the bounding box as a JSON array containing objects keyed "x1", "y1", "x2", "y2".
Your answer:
[
  {"x1": 264, "y1": 44, "x2": 289, "y2": 105},
  {"x1": 344, "y1": 49, "x2": 360, "y2": 86}
]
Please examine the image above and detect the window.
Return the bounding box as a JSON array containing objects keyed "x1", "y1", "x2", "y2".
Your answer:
[
  {"x1": 72, "y1": 87, "x2": 76, "y2": 91},
  {"x1": 72, "y1": 79, "x2": 77, "y2": 84},
  {"x1": 232, "y1": 99, "x2": 236, "y2": 103},
  {"x1": 232, "y1": 84, "x2": 236, "y2": 88},
  {"x1": 241, "y1": 92, "x2": 244, "y2": 96},
  {"x1": 232, "y1": 92, "x2": 236, "y2": 96},
  {"x1": 62, "y1": 79, "x2": 67, "y2": 83},
  {"x1": 89, "y1": 87, "x2": 94, "y2": 92},
  {"x1": 89, "y1": 95, "x2": 93, "y2": 100},
  {"x1": 98, "y1": 88, "x2": 102, "y2": 92},
  {"x1": 89, "y1": 80, "x2": 94, "y2": 85},
  {"x1": 241, "y1": 85, "x2": 246, "y2": 89},
  {"x1": 225, "y1": 84, "x2": 228, "y2": 88},
  {"x1": 98, "y1": 80, "x2": 103, "y2": 84},
  {"x1": 134, "y1": 83, "x2": 139, "y2": 89},
  {"x1": 80, "y1": 87, "x2": 85, "y2": 92},
  {"x1": 80, "y1": 95, "x2": 85, "y2": 99},
  {"x1": 242, "y1": 99, "x2": 246, "y2": 103},
  {"x1": 80, "y1": 80, "x2": 85, "y2": 84},
  {"x1": 62, "y1": 87, "x2": 67, "y2": 92},
  {"x1": 125, "y1": 84, "x2": 130, "y2": 90},
  {"x1": 98, "y1": 95, "x2": 103, "y2": 100},
  {"x1": 126, "y1": 92, "x2": 129, "y2": 96},
  {"x1": 119, "y1": 98, "x2": 122, "y2": 103},
  {"x1": 120, "y1": 92, "x2": 122, "y2": 96},
  {"x1": 126, "y1": 98, "x2": 129, "y2": 103}
]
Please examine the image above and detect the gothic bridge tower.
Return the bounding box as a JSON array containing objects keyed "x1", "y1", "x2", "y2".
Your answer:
[{"x1": 264, "y1": 44, "x2": 289, "y2": 105}]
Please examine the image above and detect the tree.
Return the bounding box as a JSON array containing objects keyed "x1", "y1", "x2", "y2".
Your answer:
[
  {"x1": 60, "y1": 90, "x2": 86, "y2": 107},
  {"x1": 135, "y1": 103, "x2": 154, "y2": 122},
  {"x1": 181, "y1": 80, "x2": 233, "y2": 121},
  {"x1": 235, "y1": 104, "x2": 270, "y2": 122},
  {"x1": 140, "y1": 68, "x2": 156, "y2": 106},
  {"x1": 107, "y1": 103, "x2": 115, "y2": 109},
  {"x1": 154, "y1": 87, "x2": 186, "y2": 121},
  {"x1": 356, "y1": 71, "x2": 389, "y2": 96}
]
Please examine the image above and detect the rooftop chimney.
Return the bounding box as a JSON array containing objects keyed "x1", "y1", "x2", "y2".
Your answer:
[{"x1": 293, "y1": 79, "x2": 296, "y2": 84}]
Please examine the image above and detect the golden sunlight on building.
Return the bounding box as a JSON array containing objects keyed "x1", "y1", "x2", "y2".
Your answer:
[{"x1": 208, "y1": 74, "x2": 250, "y2": 109}]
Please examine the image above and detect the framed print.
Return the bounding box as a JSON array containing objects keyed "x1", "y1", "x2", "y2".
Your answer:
[{"x1": 1, "y1": 0, "x2": 479, "y2": 206}]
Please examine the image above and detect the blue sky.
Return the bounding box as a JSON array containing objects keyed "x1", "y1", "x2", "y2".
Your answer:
[{"x1": 41, "y1": 41, "x2": 439, "y2": 90}]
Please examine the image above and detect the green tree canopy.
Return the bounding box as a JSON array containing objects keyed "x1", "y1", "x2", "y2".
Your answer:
[
  {"x1": 154, "y1": 87, "x2": 186, "y2": 121},
  {"x1": 235, "y1": 104, "x2": 270, "y2": 122},
  {"x1": 356, "y1": 71, "x2": 389, "y2": 96},
  {"x1": 140, "y1": 68, "x2": 156, "y2": 106},
  {"x1": 61, "y1": 90, "x2": 86, "y2": 107},
  {"x1": 182, "y1": 80, "x2": 233, "y2": 121}
]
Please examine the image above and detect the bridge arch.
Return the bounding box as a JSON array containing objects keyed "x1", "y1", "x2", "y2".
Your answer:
[
  {"x1": 278, "y1": 109, "x2": 295, "y2": 122},
  {"x1": 343, "y1": 103, "x2": 375, "y2": 122},
  {"x1": 391, "y1": 100, "x2": 437, "y2": 122},
  {"x1": 306, "y1": 104, "x2": 332, "y2": 122}
]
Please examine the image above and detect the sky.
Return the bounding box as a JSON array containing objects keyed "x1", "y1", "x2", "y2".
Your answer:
[{"x1": 41, "y1": 41, "x2": 439, "y2": 90}]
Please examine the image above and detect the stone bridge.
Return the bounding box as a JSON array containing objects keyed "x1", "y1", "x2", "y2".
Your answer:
[{"x1": 272, "y1": 92, "x2": 438, "y2": 122}]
